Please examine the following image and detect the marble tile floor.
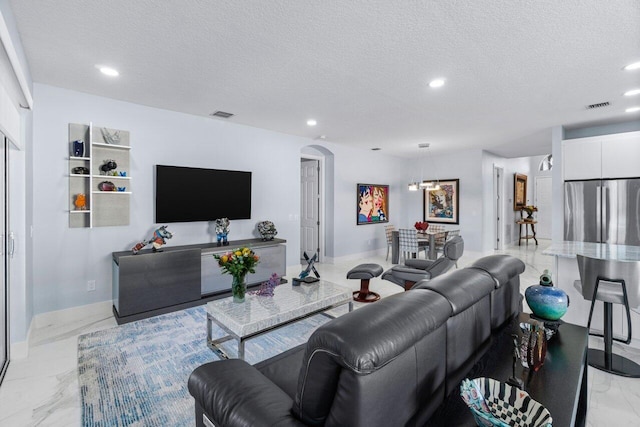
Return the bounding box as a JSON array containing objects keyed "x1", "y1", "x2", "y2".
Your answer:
[{"x1": 0, "y1": 239, "x2": 638, "y2": 426}]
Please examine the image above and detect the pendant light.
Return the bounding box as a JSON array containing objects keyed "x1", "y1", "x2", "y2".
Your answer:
[{"x1": 408, "y1": 143, "x2": 440, "y2": 191}]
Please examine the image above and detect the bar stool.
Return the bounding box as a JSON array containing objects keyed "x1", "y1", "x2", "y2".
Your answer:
[{"x1": 576, "y1": 254, "x2": 640, "y2": 377}]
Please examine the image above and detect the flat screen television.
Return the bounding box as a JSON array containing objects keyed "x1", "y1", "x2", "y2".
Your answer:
[{"x1": 155, "y1": 165, "x2": 252, "y2": 223}]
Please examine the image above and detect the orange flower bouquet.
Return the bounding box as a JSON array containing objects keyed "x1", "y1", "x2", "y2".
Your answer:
[{"x1": 214, "y1": 247, "x2": 260, "y2": 302}]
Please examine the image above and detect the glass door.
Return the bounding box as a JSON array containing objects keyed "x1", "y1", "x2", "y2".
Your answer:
[{"x1": 0, "y1": 133, "x2": 7, "y2": 385}]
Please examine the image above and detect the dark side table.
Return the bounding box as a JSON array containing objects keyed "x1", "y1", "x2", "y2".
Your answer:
[
  {"x1": 517, "y1": 219, "x2": 538, "y2": 246},
  {"x1": 427, "y1": 313, "x2": 588, "y2": 427}
]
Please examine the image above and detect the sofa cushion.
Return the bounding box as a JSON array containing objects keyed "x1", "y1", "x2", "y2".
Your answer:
[
  {"x1": 414, "y1": 268, "x2": 495, "y2": 315},
  {"x1": 470, "y1": 255, "x2": 526, "y2": 329},
  {"x1": 292, "y1": 289, "x2": 452, "y2": 426},
  {"x1": 469, "y1": 254, "x2": 525, "y2": 288}
]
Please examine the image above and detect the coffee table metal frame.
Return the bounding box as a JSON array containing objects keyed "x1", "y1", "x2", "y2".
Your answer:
[{"x1": 206, "y1": 283, "x2": 353, "y2": 360}]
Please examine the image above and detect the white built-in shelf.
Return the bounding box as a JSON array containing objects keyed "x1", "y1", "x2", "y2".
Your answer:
[
  {"x1": 92, "y1": 191, "x2": 132, "y2": 195},
  {"x1": 69, "y1": 122, "x2": 131, "y2": 228},
  {"x1": 91, "y1": 142, "x2": 131, "y2": 150},
  {"x1": 92, "y1": 175, "x2": 131, "y2": 180}
]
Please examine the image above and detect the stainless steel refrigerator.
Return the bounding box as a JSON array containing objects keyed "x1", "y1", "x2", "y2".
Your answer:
[{"x1": 564, "y1": 179, "x2": 640, "y2": 245}]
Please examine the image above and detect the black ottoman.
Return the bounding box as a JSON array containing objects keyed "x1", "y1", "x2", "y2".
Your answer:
[{"x1": 347, "y1": 263, "x2": 383, "y2": 302}]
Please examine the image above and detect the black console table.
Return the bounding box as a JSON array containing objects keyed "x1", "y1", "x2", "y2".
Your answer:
[
  {"x1": 112, "y1": 238, "x2": 286, "y2": 324},
  {"x1": 428, "y1": 313, "x2": 588, "y2": 427}
]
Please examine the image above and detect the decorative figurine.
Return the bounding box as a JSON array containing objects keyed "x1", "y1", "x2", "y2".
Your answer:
[
  {"x1": 101, "y1": 127, "x2": 121, "y2": 145},
  {"x1": 74, "y1": 193, "x2": 87, "y2": 210},
  {"x1": 293, "y1": 251, "x2": 320, "y2": 285},
  {"x1": 72, "y1": 139, "x2": 84, "y2": 157},
  {"x1": 98, "y1": 181, "x2": 116, "y2": 191},
  {"x1": 257, "y1": 220, "x2": 277, "y2": 240},
  {"x1": 72, "y1": 166, "x2": 89, "y2": 175},
  {"x1": 131, "y1": 225, "x2": 174, "y2": 254},
  {"x1": 215, "y1": 218, "x2": 230, "y2": 246},
  {"x1": 100, "y1": 159, "x2": 118, "y2": 173},
  {"x1": 252, "y1": 273, "x2": 281, "y2": 297}
]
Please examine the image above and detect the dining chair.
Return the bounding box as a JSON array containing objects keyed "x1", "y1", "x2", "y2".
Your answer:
[
  {"x1": 398, "y1": 228, "x2": 426, "y2": 261},
  {"x1": 428, "y1": 224, "x2": 446, "y2": 255},
  {"x1": 384, "y1": 225, "x2": 396, "y2": 261}
]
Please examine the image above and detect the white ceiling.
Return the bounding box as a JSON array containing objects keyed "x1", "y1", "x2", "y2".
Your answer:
[{"x1": 9, "y1": 0, "x2": 640, "y2": 157}]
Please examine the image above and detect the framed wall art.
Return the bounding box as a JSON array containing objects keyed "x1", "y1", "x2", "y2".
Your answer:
[
  {"x1": 423, "y1": 179, "x2": 459, "y2": 224},
  {"x1": 356, "y1": 184, "x2": 389, "y2": 225},
  {"x1": 514, "y1": 173, "x2": 527, "y2": 211}
]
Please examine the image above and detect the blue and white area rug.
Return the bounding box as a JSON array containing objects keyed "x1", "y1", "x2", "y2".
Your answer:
[{"x1": 77, "y1": 306, "x2": 330, "y2": 427}]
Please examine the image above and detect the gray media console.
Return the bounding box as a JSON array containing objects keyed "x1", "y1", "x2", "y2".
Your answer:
[{"x1": 112, "y1": 238, "x2": 287, "y2": 324}]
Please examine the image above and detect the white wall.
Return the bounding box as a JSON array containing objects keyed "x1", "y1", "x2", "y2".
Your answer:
[
  {"x1": 402, "y1": 149, "x2": 485, "y2": 252},
  {"x1": 30, "y1": 84, "x2": 407, "y2": 315}
]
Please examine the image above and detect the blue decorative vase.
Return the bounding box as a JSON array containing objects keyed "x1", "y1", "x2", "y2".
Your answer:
[{"x1": 525, "y1": 284, "x2": 569, "y2": 321}]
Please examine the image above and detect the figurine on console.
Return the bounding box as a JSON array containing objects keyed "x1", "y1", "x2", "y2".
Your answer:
[
  {"x1": 131, "y1": 225, "x2": 174, "y2": 254},
  {"x1": 215, "y1": 218, "x2": 230, "y2": 246},
  {"x1": 257, "y1": 220, "x2": 277, "y2": 241}
]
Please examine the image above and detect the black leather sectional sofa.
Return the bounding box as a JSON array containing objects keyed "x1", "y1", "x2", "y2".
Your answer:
[{"x1": 188, "y1": 255, "x2": 525, "y2": 427}]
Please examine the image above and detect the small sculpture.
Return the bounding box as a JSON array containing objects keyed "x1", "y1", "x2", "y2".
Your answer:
[
  {"x1": 72, "y1": 166, "x2": 89, "y2": 175},
  {"x1": 293, "y1": 251, "x2": 320, "y2": 285},
  {"x1": 101, "y1": 127, "x2": 121, "y2": 145},
  {"x1": 131, "y1": 225, "x2": 174, "y2": 254},
  {"x1": 257, "y1": 220, "x2": 277, "y2": 240},
  {"x1": 72, "y1": 140, "x2": 84, "y2": 157},
  {"x1": 74, "y1": 193, "x2": 87, "y2": 210},
  {"x1": 215, "y1": 218, "x2": 230, "y2": 246},
  {"x1": 100, "y1": 159, "x2": 117, "y2": 173},
  {"x1": 522, "y1": 205, "x2": 538, "y2": 220},
  {"x1": 98, "y1": 181, "x2": 116, "y2": 191},
  {"x1": 252, "y1": 273, "x2": 281, "y2": 297}
]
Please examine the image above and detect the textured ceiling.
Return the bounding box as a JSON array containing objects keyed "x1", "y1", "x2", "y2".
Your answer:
[{"x1": 9, "y1": 0, "x2": 640, "y2": 157}]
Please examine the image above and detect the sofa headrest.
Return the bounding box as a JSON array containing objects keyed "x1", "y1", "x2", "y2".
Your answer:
[
  {"x1": 292, "y1": 289, "x2": 452, "y2": 425},
  {"x1": 304, "y1": 289, "x2": 451, "y2": 373},
  {"x1": 414, "y1": 268, "x2": 495, "y2": 315},
  {"x1": 469, "y1": 255, "x2": 526, "y2": 288}
]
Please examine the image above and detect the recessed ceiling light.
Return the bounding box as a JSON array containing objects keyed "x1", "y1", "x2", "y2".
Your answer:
[
  {"x1": 97, "y1": 65, "x2": 119, "y2": 77},
  {"x1": 626, "y1": 106, "x2": 640, "y2": 113},
  {"x1": 624, "y1": 89, "x2": 640, "y2": 97},
  {"x1": 307, "y1": 119, "x2": 317, "y2": 126},
  {"x1": 624, "y1": 61, "x2": 640, "y2": 71},
  {"x1": 429, "y1": 79, "x2": 445, "y2": 88}
]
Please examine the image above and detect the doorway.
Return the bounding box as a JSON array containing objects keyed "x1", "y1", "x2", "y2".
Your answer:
[
  {"x1": 535, "y1": 176, "x2": 552, "y2": 239},
  {"x1": 493, "y1": 166, "x2": 504, "y2": 250},
  {"x1": 300, "y1": 158, "x2": 321, "y2": 261},
  {"x1": 0, "y1": 133, "x2": 8, "y2": 385}
]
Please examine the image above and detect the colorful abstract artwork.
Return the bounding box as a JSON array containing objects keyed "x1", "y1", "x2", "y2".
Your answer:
[
  {"x1": 423, "y1": 179, "x2": 459, "y2": 224},
  {"x1": 356, "y1": 184, "x2": 389, "y2": 225}
]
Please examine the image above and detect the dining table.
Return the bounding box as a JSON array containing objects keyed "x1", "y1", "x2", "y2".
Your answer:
[{"x1": 391, "y1": 228, "x2": 459, "y2": 263}]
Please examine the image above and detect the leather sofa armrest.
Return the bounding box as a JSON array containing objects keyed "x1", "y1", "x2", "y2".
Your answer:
[{"x1": 188, "y1": 359, "x2": 306, "y2": 427}]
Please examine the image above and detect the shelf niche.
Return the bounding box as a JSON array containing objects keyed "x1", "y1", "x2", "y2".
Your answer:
[{"x1": 68, "y1": 122, "x2": 131, "y2": 228}]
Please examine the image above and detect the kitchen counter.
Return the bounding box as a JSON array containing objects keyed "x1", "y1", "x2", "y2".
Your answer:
[
  {"x1": 542, "y1": 241, "x2": 640, "y2": 261},
  {"x1": 543, "y1": 241, "x2": 640, "y2": 348}
]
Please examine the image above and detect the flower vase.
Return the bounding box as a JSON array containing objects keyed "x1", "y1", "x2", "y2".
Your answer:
[{"x1": 232, "y1": 274, "x2": 247, "y2": 303}]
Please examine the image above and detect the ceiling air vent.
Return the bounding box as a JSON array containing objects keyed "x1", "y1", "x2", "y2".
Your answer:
[
  {"x1": 210, "y1": 111, "x2": 234, "y2": 119},
  {"x1": 586, "y1": 102, "x2": 610, "y2": 110}
]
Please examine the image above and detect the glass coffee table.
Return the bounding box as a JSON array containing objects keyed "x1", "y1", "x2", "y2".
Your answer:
[{"x1": 206, "y1": 280, "x2": 353, "y2": 360}]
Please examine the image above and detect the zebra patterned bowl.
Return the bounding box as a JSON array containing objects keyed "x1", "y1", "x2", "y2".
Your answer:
[{"x1": 460, "y1": 377, "x2": 552, "y2": 427}]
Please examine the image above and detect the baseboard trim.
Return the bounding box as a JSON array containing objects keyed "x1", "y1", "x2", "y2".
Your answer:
[
  {"x1": 33, "y1": 300, "x2": 113, "y2": 329},
  {"x1": 10, "y1": 320, "x2": 33, "y2": 359}
]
